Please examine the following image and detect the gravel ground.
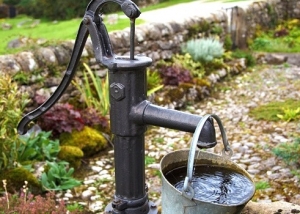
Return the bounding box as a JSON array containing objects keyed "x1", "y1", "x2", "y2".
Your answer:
[{"x1": 61, "y1": 63, "x2": 300, "y2": 213}]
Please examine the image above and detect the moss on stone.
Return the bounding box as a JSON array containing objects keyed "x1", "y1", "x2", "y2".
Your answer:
[
  {"x1": 59, "y1": 126, "x2": 108, "y2": 157},
  {"x1": 167, "y1": 87, "x2": 185, "y2": 101},
  {"x1": 0, "y1": 167, "x2": 41, "y2": 194},
  {"x1": 194, "y1": 78, "x2": 211, "y2": 87},
  {"x1": 58, "y1": 145, "x2": 84, "y2": 169}
]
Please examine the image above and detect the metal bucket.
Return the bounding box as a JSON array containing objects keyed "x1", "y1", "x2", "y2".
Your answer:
[{"x1": 160, "y1": 115, "x2": 255, "y2": 214}]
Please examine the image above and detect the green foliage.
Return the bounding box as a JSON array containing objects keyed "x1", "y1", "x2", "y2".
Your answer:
[
  {"x1": 18, "y1": 131, "x2": 60, "y2": 163},
  {"x1": 182, "y1": 38, "x2": 224, "y2": 63},
  {"x1": 255, "y1": 181, "x2": 270, "y2": 190},
  {"x1": 231, "y1": 49, "x2": 256, "y2": 67},
  {"x1": 249, "y1": 99, "x2": 300, "y2": 121},
  {"x1": 13, "y1": 72, "x2": 30, "y2": 85},
  {"x1": 272, "y1": 138, "x2": 300, "y2": 165},
  {"x1": 0, "y1": 74, "x2": 29, "y2": 170},
  {"x1": 17, "y1": 0, "x2": 90, "y2": 20},
  {"x1": 172, "y1": 53, "x2": 205, "y2": 78},
  {"x1": 251, "y1": 37, "x2": 271, "y2": 50},
  {"x1": 250, "y1": 19, "x2": 300, "y2": 53},
  {"x1": 73, "y1": 63, "x2": 110, "y2": 116},
  {"x1": 145, "y1": 156, "x2": 155, "y2": 166},
  {"x1": 147, "y1": 69, "x2": 163, "y2": 96},
  {"x1": 224, "y1": 34, "x2": 233, "y2": 51},
  {"x1": 41, "y1": 161, "x2": 81, "y2": 191},
  {"x1": 0, "y1": 15, "x2": 144, "y2": 55},
  {"x1": 210, "y1": 25, "x2": 223, "y2": 35},
  {"x1": 66, "y1": 202, "x2": 85, "y2": 213},
  {"x1": 277, "y1": 107, "x2": 300, "y2": 122}
]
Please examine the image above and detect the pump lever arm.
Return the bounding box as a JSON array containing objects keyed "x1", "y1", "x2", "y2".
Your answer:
[
  {"x1": 17, "y1": 23, "x2": 89, "y2": 135},
  {"x1": 17, "y1": 0, "x2": 141, "y2": 135}
]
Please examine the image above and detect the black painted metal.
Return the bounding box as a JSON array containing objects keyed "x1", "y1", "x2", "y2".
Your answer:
[{"x1": 17, "y1": 0, "x2": 218, "y2": 213}]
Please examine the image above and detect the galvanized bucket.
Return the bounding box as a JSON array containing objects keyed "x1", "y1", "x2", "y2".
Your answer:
[{"x1": 160, "y1": 114, "x2": 255, "y2": 214}]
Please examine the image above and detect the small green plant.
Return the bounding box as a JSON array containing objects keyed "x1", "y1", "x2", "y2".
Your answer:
[
  {"x1": 249, "y1": 99, "x2": 300, "y2": 121},
  {"x1": 255, "y1": 181, "x2": 270, "y2": 190},
  {"x1": 172, "y1": 53, "x2": 205, "y2": 78},
  {"x1": 182, "y1": 38, "x2": 224, "y2": 63},
  {"x1": 18, "y1": 131, "x2": 60, "y2": 163},
  {"x1": 66, "y1": 202, "x2": 85, "y2": 212},
  {"x1": 231, "y1": 49, "x2": 256, "y2": 67},
  {"x1": 147, "y1": 69, "x2": 163, "y2": 96},
  {"x1": 145, "y1": 156, "x2": 156, "y2": 166},
  {"x1": 41, "y1": 161, "x2": 81, "y2": 191},
  {"x1": 272, "y1": 138, "x2": 300, "y2": 165},
  {"x1": 0, "y1": 74, "x2": 29, "y2": 171},
  {"x1": 224, "y1": 34, "x2": 233, "y2": 51},
  {"x1": 251, "y1": 37, "x2": 271, "y2": 50},
  {"x1": 277, "y1": 107, "x2": 300, "y2": 122},
  {"x1": 73, "y1": 63, "x2": 110, "y2": 116}
]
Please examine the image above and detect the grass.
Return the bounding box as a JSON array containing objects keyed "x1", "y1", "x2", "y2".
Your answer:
[
  {"x1": 0, "y1": 0, "x2": 195, "y2": 55},
  {"x1": 249, "y1": 99, "x2": 300, "y2": 122},
  {"x1": 250, "y1": 19, "x2": 300, "y2": 53},
  {"x1": 255, "y1": 181, "x2": 270, "y2": 190},
  {"x1": 0, "y1": 15, "x2": 143, "y2": 55}
]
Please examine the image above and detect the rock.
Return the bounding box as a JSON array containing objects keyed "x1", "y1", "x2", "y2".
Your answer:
[
  {"x1": 242, "y1": 201, "x2": 300, "y2": 214},
  {"x1": 15, "y1": 51, "x2": 39, "y2": 72},
  {"x1": 1, "y1": 22, "x2": 12, "y2": 30},
  {"x1": 264, "y1": 54, "x2": 288, "y2": 65},
  {"x1": 0, "y1": 54, "x2": 21, "y2": 74}
]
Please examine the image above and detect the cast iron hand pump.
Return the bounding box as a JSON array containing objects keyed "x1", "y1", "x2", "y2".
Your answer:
[{"x1": 17, "y1": 0, "x2": 221, "y2": 213}]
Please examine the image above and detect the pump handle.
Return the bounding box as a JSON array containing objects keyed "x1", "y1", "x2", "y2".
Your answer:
[{"x1": 17, "y1": 0, "x2": 141, "y2": 135}]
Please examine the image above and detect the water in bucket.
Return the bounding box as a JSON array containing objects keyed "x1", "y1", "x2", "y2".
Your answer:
[{"x1": 165, "y1": 164, "x2": 255, "y2": 205}]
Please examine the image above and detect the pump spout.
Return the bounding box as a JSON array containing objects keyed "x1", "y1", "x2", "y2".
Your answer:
[{"x1": 130, "y1": 101, "x2": 217, "y2": 148}]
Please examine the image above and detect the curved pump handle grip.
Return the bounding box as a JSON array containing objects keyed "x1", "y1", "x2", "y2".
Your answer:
[{"x1": 17, "y1": 0, "x2": 141, "y2": 135}]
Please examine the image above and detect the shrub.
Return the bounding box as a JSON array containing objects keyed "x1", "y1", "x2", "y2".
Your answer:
[
  {"x1": 277, "y1": 107, "x2": 300, "y2": 122},
  {"x1": 18, "y1": 131, "x2": 60, "y2": 163},
  {"x1": 224, "y1": 34, "x2": 233, "y2": 51},
  {"x1": 182, "y1": 38, "x2": 224, "y2": 63},
  {"x1": 272, "y1": 138, "x2": 300, "y2": 165},
  {"x1": 147, "y1": 69, "x2": 163, "y2": 96},
  {"x1": 172, "y1": 53, "x2": 205, "y2": 78},
  {"x1": 36, "y1": 99, "x2": 108, "y2": 137},
  {"x1": 0, "y1": 74, "x2": 29, "y2": 170},
  {"x1": 250, "y1": 37, "x2": 271, "y2": 50},
  {"x1": 249, "y1": 99, "x2": 300, "y2": 121},
  {"x1": 0, "y1": 180, "x2": 69, "y2": 214},
  {"x1": 73, "y1": 63, "x2": 110, "y2": 116},
  {"x1": 158, "y1": 64, "x2": 193, "y2": 86},
  {"x1": 41, "y1": 161, "x2": 81, "y2": 191},
  {"x1": 231, "y1": 49, "x2": 256, "y2": 67}
]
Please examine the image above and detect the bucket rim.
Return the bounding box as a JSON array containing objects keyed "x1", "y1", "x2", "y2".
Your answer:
[{"x1": 160, "y1": 149, "x2": 256, "y2": 206}]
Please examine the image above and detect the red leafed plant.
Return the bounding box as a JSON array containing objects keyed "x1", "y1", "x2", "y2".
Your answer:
[
  {"x1": 158, "y1": 65, "x2": 193, "y2": 86},
  {"x1": 35, "y1": 95, "x2": 108, "y2": 137}
]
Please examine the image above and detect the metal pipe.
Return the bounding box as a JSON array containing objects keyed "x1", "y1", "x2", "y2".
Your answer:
[{"x1": 130, "y1": 101, "x2": 217, "y2": 146}]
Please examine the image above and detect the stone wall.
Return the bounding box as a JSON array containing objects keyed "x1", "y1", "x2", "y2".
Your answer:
[{"x1": 0, "y1": 0, "x2": 299, "y2": 108}]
